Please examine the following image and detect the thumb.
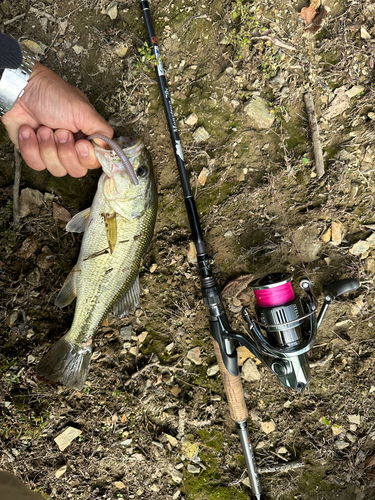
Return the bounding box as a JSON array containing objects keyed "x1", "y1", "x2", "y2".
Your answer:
[{"x1": 79, "y1": 111, "x2": 114, "y2": 150}]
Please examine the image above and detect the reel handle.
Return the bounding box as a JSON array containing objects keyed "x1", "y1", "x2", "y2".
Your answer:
[{"x1": 323, "y1": 278, "x2": 360, "y2": 299}]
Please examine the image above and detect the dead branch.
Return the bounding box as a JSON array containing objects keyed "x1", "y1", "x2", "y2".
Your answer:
[
  {"x1": 258, "y1": 460, "x2": 305, "y2": 474},
  {"x1": 13, "y1": 147, "x2": 22, "y2": 226},
  {"x1": 304, "y1": 92, "x2": 325, "y2": 178}
]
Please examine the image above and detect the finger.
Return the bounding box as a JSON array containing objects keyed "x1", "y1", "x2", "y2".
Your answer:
[
  {"x1": 54, "y1": 130, "x2": 88, "y2": 178},
  {"x1": 75, "y1": 139, "x2": 102, "y2": 171},
  {"x1": 18, "y1": 125, "x2": 46, "y2": 171},
  {"x1": 37, "y1": 126, "x2": 67, "y2": 177}
]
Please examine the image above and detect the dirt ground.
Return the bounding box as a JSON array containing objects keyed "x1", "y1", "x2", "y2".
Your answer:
[{"x1": 1, "y1": 0, "x2": 375, "y2": 499}]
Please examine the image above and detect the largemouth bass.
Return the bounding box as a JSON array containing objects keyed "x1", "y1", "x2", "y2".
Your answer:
[{"x1": 36, "y1": 137, "x2": 157, "y2": 390}]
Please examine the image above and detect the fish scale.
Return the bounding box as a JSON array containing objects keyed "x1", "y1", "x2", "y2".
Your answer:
[{"x1": 36, "y1": 138, "x2": 157, "y2": 390}]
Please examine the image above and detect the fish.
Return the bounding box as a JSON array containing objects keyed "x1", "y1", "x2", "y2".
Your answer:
[{"x1": 35, "y1": 137, "x2": 158, "y2": 390}]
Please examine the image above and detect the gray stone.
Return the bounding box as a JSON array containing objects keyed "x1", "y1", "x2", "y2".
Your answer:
[
  {"x1": 335, "y1": 440, "x2": 350, "y2": 450},
  {"x1": 241, "y1": 359, "x2": 261, "y2": 382},
  {"x1": 169, "y1": 468, "x2": 183, "y2": 484},
  {"x1": 19, "y1": 188, "x2": 44, "y2": 218},
  {"x1": 244, "y1": 97, "x2": 275, "y2": 129},
  {"x1": 192, "y1": 126, "x2": 210, "y2": 143},
  {"x1": 120, "y1": 326, "x2": 133, "y2": 340},
  {"x1": 207, "y1": 364, "x2": 220, "y2": 377},
  {"x1": 187, "y1": 464, "x2": 201, "y2": 474},
  {"x1": 349, "y1": 240, "x2": 370, "y2": 255}
]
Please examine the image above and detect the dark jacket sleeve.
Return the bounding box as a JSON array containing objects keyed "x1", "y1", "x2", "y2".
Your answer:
[{"x1": 0, "y1": 33, "x2": 23, "y2": 69}]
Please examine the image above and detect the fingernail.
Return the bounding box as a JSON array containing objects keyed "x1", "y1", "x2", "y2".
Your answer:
[
  {"x1": 20, "y1": 130, "x2": 31, "y2": 140},
  {"x1": 76, "y1": 143, "x2": 89, "y2": 157},
  {"x1": 39, "y1": 129, "x2": 51, "y2": 141},
  {"x1": 56, "y1": 131, "x2": 68, "y2": 143}
]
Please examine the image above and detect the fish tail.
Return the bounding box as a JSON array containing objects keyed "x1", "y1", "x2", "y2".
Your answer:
[{"x1": 35, "y1": 335, "x2": 92, "y2": 390}]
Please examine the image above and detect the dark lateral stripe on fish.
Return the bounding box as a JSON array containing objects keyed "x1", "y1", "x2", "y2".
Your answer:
[{"x1": 83, "y1": 248, "x2": 110, "y2": 261}]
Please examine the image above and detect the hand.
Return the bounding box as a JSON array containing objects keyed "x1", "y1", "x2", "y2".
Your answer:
[{"x1": 1, "y1": 62, "x2": 114, "y2": 177}]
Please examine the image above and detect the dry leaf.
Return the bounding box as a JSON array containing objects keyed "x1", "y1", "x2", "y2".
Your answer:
[
  {"x1": 300, "y1": 2, "x2": 328, "y2": 34},
  {"x1": 300, "y1": 2, "x2": 316, "y2": 25},
  {"x1": 53, "y1": 202, "x2": 72, "y2": 222},
  {"x1": 365, "y1": 455, "x2": 375, "y2": 469}
]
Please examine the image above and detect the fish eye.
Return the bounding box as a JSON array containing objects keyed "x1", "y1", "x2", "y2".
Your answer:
[{"x1": 136, "y1": 165, "x2": 148, "y2": 177}]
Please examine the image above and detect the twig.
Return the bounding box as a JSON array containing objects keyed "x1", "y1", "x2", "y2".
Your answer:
[
  {"x1": 13, "y1": 147, "x2": 22, "y2": 226},
  {"x1": 258, "y1": 460, "x2": 305, "y2": 474},
  {"x1": 310, "y1": 352, "x2": 333, "y2": 368},
  {"x1": 304, "y1": 92, "x2": 325, "y2": 178},
  {"x1": 250, "y1": 35, "x2": 296, "y2": 51},
  {"x1": 4, "y1": 13, "x2": 26, "y2": 25}
]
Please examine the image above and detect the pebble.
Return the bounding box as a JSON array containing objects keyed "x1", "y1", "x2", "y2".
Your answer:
[
  {"x1": 368, "y1": 112, "x2": 375, "y2": 121},
  {"x1": 367, "y1": 233, "x2": 375, "y2": 246},
  {"x1": 55, "y1": 465, "x2": 67, "y2": 478},
  {"x1": 241, "y1": 359, "x2": 261, "y2": 382},
  {"x1": 348, "y1": 414, "x2": 361, "y2": 425},
  {"x1": 26, "y1": 267, "x2": 41, "y2": 287},
  {"x1": 17, "y1": 235, "x2": 39, "y2": 259},
  {"x1": 332, "y1": 425, "x2": 344, "y2": 436},
  {"x1": 320, "y1": 227, "x2": 331, "y2": 242},
  {"x1": 244, "y1": 96, "x2": 275, "y2": 129},
  {"x1": 224, "y1": 230, "x2": 233, "y2": 238},
  {"x1": 260, "y1": 421, "x2": 275, "y2": 434},
  {"x1": 120, "y1": 326, "x2": 133, "y2": 340},
  {"x1": 114, "y1": 481, "x2": 126, "y2": 490},
  {"x1": 192, "y1": 126, "x2": 210, "y2": 143},
  {"x1": 169, "y1": 469, "x2": 183, "y2": 484},
  {"x1": 187, "y1": 464, "x2": 200, "y2": 474},
  {"x1": 335, "y1": 440, "x2": 350, "y2": 450},
  {"x1": 19, "y1": 188, "x2": 44, "y2": 218},
  {"x1": 106, "y1": 1, "x2": 118, "y2": 19},
  {"x1": 115, "y1": 44, "x2": 129, "y2": 57},
  {"x1": 187, "y1": 242, "x2": 197, "y2": 263},
  {"x1": 349, "y1": 240, "x2": 369, "y2": 255},
  {"x1": 207, "y1": 364, "x2": 220, "y2": 377},
  {"x1": 164, "y1": 433, "x2": 178, "y2": 447},
  {"x1": 54, "y1": 427, "x2": 82, "y2": 451},
  {"x1": 187, "y1": 347, "x2": 202, "y2": 365},
  {"x1": 361, "y1": 27, "x2": 371, "y2": 40},
  {"x1": 198, "y1": 167, "x2": 210, "y2": 186},
  {"x1": 185, "y1": 113, "x2": 198, "y2": 126},
  {"x1": 331, "y1": 221, "x2": 344, "y2": 245},
  {"x1": 345, "y1": 86, "x2": 365, "y2": 98}
]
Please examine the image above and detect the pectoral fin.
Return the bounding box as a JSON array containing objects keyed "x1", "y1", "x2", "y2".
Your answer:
[
  {"x1": 55, "y1": 266, "x2": 80, "y2": 307},
  {"x1": 66, "y1": 207, "x2": 91, "y2": 233},
  {"x1": 102, "y1": 212, "x2": 117, "y2": 254},
  {"x1": 112, "y1": 275, "x2": 140, "y2": 318}
]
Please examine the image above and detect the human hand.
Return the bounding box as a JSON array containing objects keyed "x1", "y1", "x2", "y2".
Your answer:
[{"x1": 1, "y1": 62, "x2": 114, "y2": 177}]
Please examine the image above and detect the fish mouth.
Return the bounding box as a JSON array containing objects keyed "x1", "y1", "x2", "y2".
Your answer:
[{"x1": 94, "y1": 137, "x2": 144, "y2": 179}]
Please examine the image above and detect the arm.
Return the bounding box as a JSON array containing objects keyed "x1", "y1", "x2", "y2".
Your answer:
[{"x1": 0, "y1": 36, "x2": 113, "y2": 177}]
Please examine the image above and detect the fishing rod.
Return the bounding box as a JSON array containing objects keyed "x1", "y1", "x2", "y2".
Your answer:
[{"x1": 139, "y1": 1, "x2": 359, "y2": 498}]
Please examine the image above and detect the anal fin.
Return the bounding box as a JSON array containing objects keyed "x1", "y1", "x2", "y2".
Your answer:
[
  {"x1": 113, "y1": 275, "x2": 140, "y2": 318},
  {"x1": 55, "y1": 266, "x2": 79, "y2": 308}
]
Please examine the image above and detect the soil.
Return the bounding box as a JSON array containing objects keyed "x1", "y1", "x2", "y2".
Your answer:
[{"x1": 1, "y1": 1, "x2": 375, "y2": 499}]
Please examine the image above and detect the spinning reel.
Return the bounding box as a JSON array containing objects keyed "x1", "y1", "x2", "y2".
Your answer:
[{"x1": 223, "y1": 273, "x2": 359, "y2": 393}]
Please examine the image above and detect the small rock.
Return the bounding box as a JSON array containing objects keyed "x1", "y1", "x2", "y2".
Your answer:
[
  {"x1": 320, "y1": 227, "x2": 331, "y2": 242},
  {"x1": 332, "y1": 425, "x2": 345, "y2": 436},
  {"x1": 53, "y1": 202, "x2": 71, "y2": 222},
  {"x1": 38, "y1": 246, "x2": 55, "y2": 269},
  {"x1": 27, "y1": 355, "x2": 35, "y2": 364},
  {"x1": 106, "y1": 1, "x2": 118, "y2": 19},
  {"x1": 115, "y1": 44, "x2": 129, "y2": 58},
  {"x1": 54, "y1": 427, "x2": 82, "y2": 451},
  {"x1": 346, "y1": 432, "x2": 356, "y2": 443},
  {"x1": 120, "y1": 439, "x2": 132, "y2": 446},
  {"x1": 150, "y1": 263, "x2": 158, "y2": 273},
  {"x1": 331, "y1": 221, "x2": 344, "y2": 245},
  {"x1": 244, "y1": 96, "x2": 275, "y2": 129},
  {"x1": 17, "y1": 235, "x2": 39, "y2": 259},
  {"x1": 361, "y1": 27, "x2": 371, "y2": 40},
  {"x1": 192, "y1": 126, "x2": 210, "y2": 143},
  {"x1": 241, "y1": 359, "x2": 261, "y2": 382},
  {"x1": 198, "y1": 167, "x2": 210, "y2": 186},
  {"x1": 231, "y1": 99, "x2": 240, "y2": 108},
  {"x1": 367, "y1": 233, "x2": 375, "y2": 246},
  {"x1": 19, "y1": 188, "x2": 44, "y2": 218},
  {"x1": 277, "y1": 447, "x2": 288, "y2": 454},
  {"x1": 187, "y1": 347, "x2": 202, "y2": 365},
  {"x1": 173, "y1": 490, "x2": 181, "y2": 499},
  {"x1": 322, "y1": 87, "x2": 350, "y2": 120},
  {"x1": 207, "y1": 364, "x2": 220, "y2": 377},
  {"x1": 349, "y1": 240, "x2": 370, "y2": 255},
  {"x1": 222, "y1": 275, "x2": 254, "y2": 299},
  {"x1": 185, "y1": 113, "x2": 198, "y2": 126},
  {"x1": 366, "y1": 259, "x2": 375, "y2": 274},
  {"x1": 237, "y1": 346, "x2": 255, "y2": 366},
  {"x1": 6, "y1": 311, "x2": 18, "y2": 328},
  {"x1": 72, "y1": 45, "x2": 84, "y2": 55},
  {"x1": 348, "y1": 414, "x2": 361, "y2": 425},
  {"x1": 170, "y1": 384, "x2": 181, "y2": 397},
  {"x1": 368, "y1": 112, "x2": 375, "y2": 121},
  {"x1": 224, "y1": 230, "x2": 233, "y2": 238},
  {"x1": 164, "y1": 433, "x2": 178, "y2": 447},
  {"x1": 55, "y1": 465, "x2": 67, "y2": 478},
  {"x1": 114, "y1": 481, "x2": 126, "y2": 490},
  {"x1": 169, "y1": 469, "x2": 183, "y2": 484},
  {"x1": 345, "y1": 86, "x2": 365, "y2": 98},
  {"x1": 187, "y1": 242, "x2": 197, "y2": 264},
  {"x1": 260, "y1": 421, "x2": 275, "y2": 434},
  {"x1": 23, "y1": 40, "x2": 45, "y2": 56},
  {"x1": 335, "y1": 440, "x2": 350, "y2": 450},
  {"x1": 187, "y1": 464, "x2": 200, "y2": 474},
  {"x1": 26, "y1": 267, "x2": 40, "y2": 287},
  {"x1": 119, "y1": 326, "x2": 133, "y2": 340}
]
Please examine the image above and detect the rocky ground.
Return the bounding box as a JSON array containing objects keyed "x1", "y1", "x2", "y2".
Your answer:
[{"x1": 1, "y1": 0, "x2": 375, "y2": 499}]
